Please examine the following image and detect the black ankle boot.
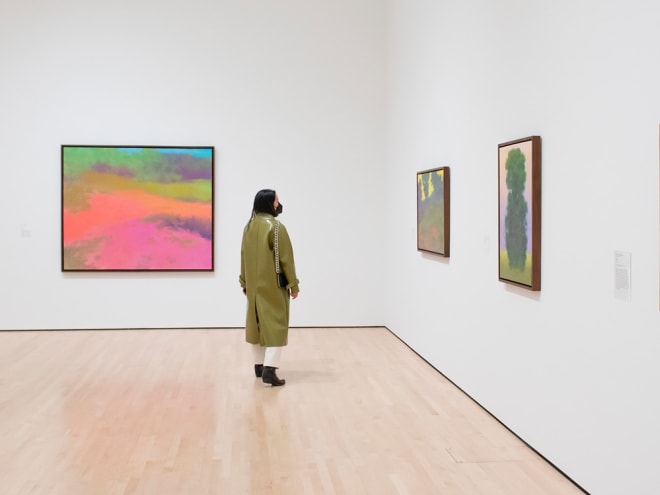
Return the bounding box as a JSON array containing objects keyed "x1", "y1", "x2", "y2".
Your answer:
[
  {"x1": 262, "y1": 366, "x2": 285, "y2": 387},
  {"x1": 254, "y1": 364, "x2": 264, "y2": 378}
]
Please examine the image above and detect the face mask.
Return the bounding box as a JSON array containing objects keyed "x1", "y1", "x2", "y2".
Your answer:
[{"x1": 274, "y1": 203, "x2": 283, "y2": 216}]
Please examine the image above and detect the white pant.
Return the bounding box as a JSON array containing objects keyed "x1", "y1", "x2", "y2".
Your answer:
[{"x1": 252, "y1": 344, "x2": 282, "y2": 368}]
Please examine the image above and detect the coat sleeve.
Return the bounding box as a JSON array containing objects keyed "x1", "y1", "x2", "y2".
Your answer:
[
  {"x1": 239, "y1": 226, "x2": 247, "y2": 289},
  {"x1": 278, "y1": 222, "x2": 300, "y2": 292}
]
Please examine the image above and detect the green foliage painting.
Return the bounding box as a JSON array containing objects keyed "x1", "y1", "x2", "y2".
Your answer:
[
  {"x1": 498, "y1": 137, "x2": 541, "y2": 290},
  {"x1": 417, "y1": 167, "x2": 450, "y2": 256},
  {"x1": 505, "y1": 148, "x2": 528, "y2": 271}
]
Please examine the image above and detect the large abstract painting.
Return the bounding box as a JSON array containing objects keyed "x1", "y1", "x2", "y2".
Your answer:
[
  {"x1": 417, "y1": 166, "x2": 450, "y2": 256},
  {"x1": 498, "y1": 136, "x2": 541, "y2": 290},
  {"x1": 61, "y1": 145, "x2": 214, "y2": 271}
]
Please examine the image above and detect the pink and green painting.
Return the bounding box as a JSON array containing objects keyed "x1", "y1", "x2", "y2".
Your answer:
[
  {"x1": 62, "y1": 146, "x2": 214, "y2": 271},
  {"x1": 498, "y1": 136, "x2": 541, "y2": 290}
]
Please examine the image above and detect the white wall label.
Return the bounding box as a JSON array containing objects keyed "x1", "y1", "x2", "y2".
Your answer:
[{"x1": 614, "y1": 251, "x2": 631, "y2": 301}]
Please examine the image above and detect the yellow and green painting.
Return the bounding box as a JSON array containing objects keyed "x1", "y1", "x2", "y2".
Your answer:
[{"x1": 417, "y1": 168, "x2": 448, "y2": 255}]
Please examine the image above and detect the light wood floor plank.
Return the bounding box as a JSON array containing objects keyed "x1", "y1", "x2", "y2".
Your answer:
[{"x1": 0, "y1": 327, "x2": 584, "y2": 494}]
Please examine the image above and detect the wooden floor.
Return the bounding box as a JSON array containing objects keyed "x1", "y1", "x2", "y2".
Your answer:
[{"x1": 0, "y1": 327, "x2": 584, "y2": 495}]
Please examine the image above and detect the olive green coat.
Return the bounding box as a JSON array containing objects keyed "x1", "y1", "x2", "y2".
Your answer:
[{"x1": 239, "y1": 213, "x2": 299, "y2": 347}]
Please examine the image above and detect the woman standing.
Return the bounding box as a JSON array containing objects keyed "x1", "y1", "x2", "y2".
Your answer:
[{"x1": 240, "y1": 189, "x2": 299, "y2": 386}]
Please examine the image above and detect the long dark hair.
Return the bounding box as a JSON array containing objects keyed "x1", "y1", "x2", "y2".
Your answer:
[{"x1": 251, "y1": 189, "x2": 277, "y2": 217}]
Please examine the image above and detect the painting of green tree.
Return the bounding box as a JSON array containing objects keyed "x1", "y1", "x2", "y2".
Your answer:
[{"x1": 499, "y1": 141, "x2": 533, "y2": 286}]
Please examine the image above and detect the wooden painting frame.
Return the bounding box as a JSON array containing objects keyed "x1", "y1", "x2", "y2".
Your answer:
[
  {"x1": 61, "y1": 145, "x2": 215, "y2": 272},
  {"x1": 417, "y1": 166, "x2": 450, "y2": 256},
  {"x1": 498, "y1": 136, "x2": 541, "y2": 290}
]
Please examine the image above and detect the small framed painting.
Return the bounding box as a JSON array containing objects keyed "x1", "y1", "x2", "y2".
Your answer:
[
  {"x1": 498, "y1": 136, "x2": 541, "y2": 290},
  {"x1": 417, "y1": 166, "x2": 450, "y2": 256},
  {"x1": 61, "y1": 145, "x2": 214, "y2": 271}
]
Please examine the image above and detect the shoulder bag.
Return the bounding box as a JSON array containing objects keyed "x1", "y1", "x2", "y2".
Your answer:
[{"x1": 274, "y1": 220, "x2": 289, "y2": 288}]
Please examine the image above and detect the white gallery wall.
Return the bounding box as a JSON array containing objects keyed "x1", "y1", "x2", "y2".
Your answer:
[
  {"x1": 0, "y1": 0, "x2": 387, "y2": 329},
  {"x1": 383, "y1": 1, "x2": 660, "y2": 494},
  {"x1": 2, "y1": 0, "x2": 660, "y2": 494}
]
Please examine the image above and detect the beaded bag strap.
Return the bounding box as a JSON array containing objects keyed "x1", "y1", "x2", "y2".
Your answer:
[{"x1": 274, "y1": 220, "x2": 282, "y2": 275}]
